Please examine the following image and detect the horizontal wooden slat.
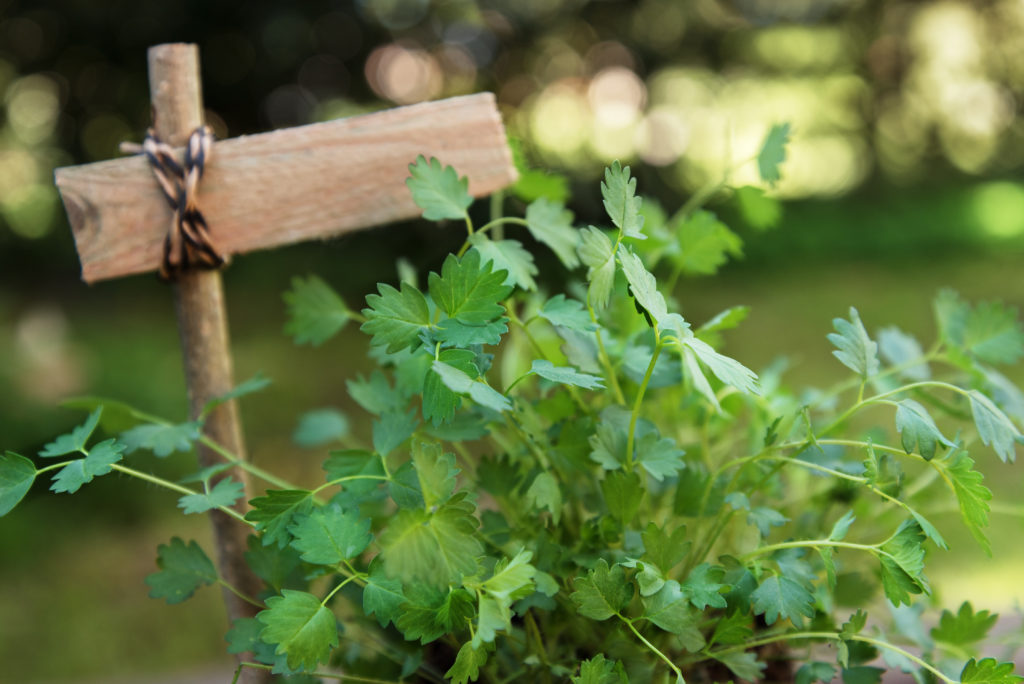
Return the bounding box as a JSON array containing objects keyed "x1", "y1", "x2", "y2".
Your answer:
[{"x1": 54, "y1": 93, "x2": 517, "y2": 283}]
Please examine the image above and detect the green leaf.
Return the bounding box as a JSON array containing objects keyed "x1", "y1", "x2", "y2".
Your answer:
[
  {"x1": 245, "y1": 490, "x2": 315, "y2": 548},
  {"x1": 244, "y1": 536, "x2": 303, "y2": 592},
  {"x1": 830, "y1": 511, "x2": 856, "y2": 541},
  {"x1": 641, "y1": 580, "x2": 706, "y2": 651},
  {"x1": 570, "y1": 559, "x2": 633, "y2": 620},
  {"x1": 257, "y1": 589, "x2": 338, "y2": 671},
  {"x1": 389, "y1": 461, "x2": 425, "y2": 510},
  {"x1": 145, "y1": 537, "x2": 217, "y2": 604},
  {"x1": 362, "y1": 562, "x2": 406, "y2": 628},
  {"x1": 879, "y1": 520, "x2": 928, "y2": 606},
  {"x1": 863, "y1": 442, "x2": 903, "y2": 497},
  {"x1": 61, "y1": 396, "x2": 146, "y2": 434},
  {"x1": 573, "y1": 654, "x2": 625, "y2": 684},
  {"x1": 671, "y1": 210, "x2": 743, "y2": 276},
  {"x1": 406, "y1": 155, "x2": 472, "y2": 221},
  {"x1": 397, "y1": 584, "x2": 475, "y2": 644},
  {"x1": 283, "y1": 275, "x2": 351, "y2": 346},
  {"x1": 618, "y1": 248, "x2": 667, "y2": 325},
  {"x1": 323, "y1": 449, "x2": 386, "y2": 496},
  {"x1": 681, "y1": 335, "x2": 760, "y2": 396},
  {"x1": 635, "y1": 432, "x2": 685, "y2": 481},
  {"x1": 750, "y1": 574, "x2": 815, "y2": 626},
  {"x1": 225, "y1": 616, "x2": 266, "y2": 655},
  {"x1": 432, "y1": 360, "x2": 511, "y2": 413},
  {"x1": 423, "y1": 349, "x2": 477, "y2": 425},
  {"x1": 969, "y1": 390, "x2": 1021, "y2": 463},
  {"x1": 468, "y1": 237, "x2": 537, "y2": 291},
  {"x1": 378, "y1": 494, "x2": 482, "y2": 586},
  {"x1": 708, "y1": 610, "x2": 753, "y2": 647},
  {"x1": 961, "y1": 658, "x2": 1023, "y2": 684},
  {"x1": 942, "y1": 450, "x2": 993, "y2": 555},
  {"x1": 578, "y1": 226, "x2": 617, "y2": 309},
  {"x1": 362, "y1": 282, "x2": 432, "y2": 354},
  {"x1": 842, "y1": 666, "x2": 885, "y2": 684},
  {"x1": 472, "y1": 550, "x2": 537, "y2": 646},
  {"x1": 411, "y1": 438, "x2": 458, "y2": 508},
  {"x1": 539, "y1": 294, "x2": 597, "y2": 332},
  {"x1": 0, "y1": 452, "x2": 35, "y2": 517},
  {"x1": 289, "y1": 505, "x2": 372, "y2": 565},
  {"x1": 932, "y1": 602, "x2": 997, "y2": 647},
  {"x1": 205, "y1": 374, "x2": 272, "y2": 414},
  {"x1": 50, "y1": 439, "x2": 125, "y2": 494},
  {"x1": 292, "y1": 409, "x2": 349, "y2": 448},
  {"x1": 601, "y1": 470, "x2": 643, "y2": 523},
  {"x1": 681, "y1": 562, "x2": 728, "y2": 610},
  {"x1": 641, "y1": 522, "x2": 690, "y2": 574},
  {"x1": 796, "y1": 662, "x2": 837, "y2": 684},
  {"x1": 446, "y1": 642, "x2": 489, "y2": 684},
  {"x1": 733, "y1": 185, "x2": 782, "y2": 230},
  {"x1": 178, "y1": 478, "x2": 245, "y2": 514},
  {"x1": 714, "y1": 651, "x2": 767, "y2": 682},
  {"x1": 372, "y1": 408, "x2": 418, "y2": 457},
  {"x1": 589, "y1": 418, "x2": 627, "y2": 470},
  {"x1": 526, "y1": 472, "x2": 562, "y2": 524},
  {"x1": 530, "y1": 359, "x2": 604, "y2": 390},
  {"x1": 877, "y1": 327, "x2": 930, "y2": 381},
  {"x1": 429, "y1": 250, "x2": 512, "y2": 325},
  {"x1": 601, "y1": 161, "x2": 645, "y2": 239},
  {"x1": 757, "y1": 123, "x2": 791, "y2": 185},
  {"x1": 828, "y1": 307, "x2": 879, "y2": 379},
  {"x1": 696, "y1": 305, "x2": 750, "y2": 343},
  {"x1": 120, "y1": 421, "x2": 201, "y2": 457},
  {"x1": 346, "y1": 370, "x2": 404, "y2": 416},
  {"x1": 39, "y1": 408, "x2": 102, "y2": 457},
  {"x1": 747, "y1": 506, "x2": 789, "y2": 538},
  {"x1": 525, "y1": 198, "x2": 581, "y2": 268},
  {"x1": 935, "y1": 289, "x2": 970, "y2": 348},
  {"x1": 962, "y1": 300, "x2": 1024, "y2": 364},
  {"x1": 435, "y1": 317, "x2": 508, "y2": 347},
  {"x1": 895, "y1": 399, "x2": 954, "y2": 461}
]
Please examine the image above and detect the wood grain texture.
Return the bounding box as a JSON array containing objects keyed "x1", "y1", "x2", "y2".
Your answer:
[{"x1": 55, "y1": 92, "x2": 517, "y2": 283}]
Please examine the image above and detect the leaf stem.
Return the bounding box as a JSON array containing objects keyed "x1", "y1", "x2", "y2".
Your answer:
[
  {"x1": 216, "y1": 578, "x2": 264, "y2": 609},
  {"x1": 322, "y1": 573, "x2": 361, "y2": 606},
  {"x1": 619, "y1": 615, "x2": 686, "y2": 683},
  {"x1": 109, "y1": 464, "x2": 252, "y2": 524},
  {"x1": 198, "y1": 436, "x2": 298, "y2": 490},
  {"x1": 626, "y1": 336, "x2": 663, "y2": 471},
  {"x1": 588, "y1": 303, "x2": 626, "y2": 405}
]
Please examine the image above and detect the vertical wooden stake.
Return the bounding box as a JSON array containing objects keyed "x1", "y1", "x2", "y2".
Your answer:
[{"x1": 147, "y1": 44, "x2": 267, "y2": 683}]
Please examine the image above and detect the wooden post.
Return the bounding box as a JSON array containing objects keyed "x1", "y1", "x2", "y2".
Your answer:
[{"x1": 147, "y1": 44, "x2": 266, "y2": 684}]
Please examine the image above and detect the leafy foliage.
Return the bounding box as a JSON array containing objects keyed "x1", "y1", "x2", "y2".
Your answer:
[
  {"x1": 145, "y1": 537, "x2": 217, "y2": 605},
  {"x1": 284, "y1": 275, "x2": 352, "y2": 346}
]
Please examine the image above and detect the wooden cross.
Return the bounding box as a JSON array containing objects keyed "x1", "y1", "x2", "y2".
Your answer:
[{"x1": 53, "y1": 43, "x2": 516, "y2": 682}]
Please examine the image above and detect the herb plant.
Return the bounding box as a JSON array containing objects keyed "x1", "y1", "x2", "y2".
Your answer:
[{"x1": 3, "y1": 128, "x2": 1024, "y2": 684}]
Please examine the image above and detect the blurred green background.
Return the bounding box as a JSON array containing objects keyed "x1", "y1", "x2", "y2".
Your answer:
[{"x1": 1, "y1": 0, "x2": 1023, "y2": 681}]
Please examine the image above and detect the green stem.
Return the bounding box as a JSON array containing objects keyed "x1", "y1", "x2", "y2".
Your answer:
[
  {"x1": 109, "y1": 464, "x2": 252, "y2": 524},
  {"x1": 818, "y1": 380, "x2": 970, "y2": 438},
  {"x1": 477, "y1": 216, "x2": 530, "y2": 236},
  {"x1": 217, "y1": 578, "x2": 264, "y2": 609},
  {"x1": 588, "y1": 303, "x2": 626, "y2": 405},
  {"x1": 36, "y1": 460, "x2": 75, "y2": 475},
  {"x1": 620, "y1": 615, "x2": 686, "y2": 683},
  {"x1": 626, "y1": 336, "x2": 663, "y2": 471},
  {"x1": 239, "y1": 662, "x2": 406, "y2": 684},
  {"x1": 198, "y1": 436, "x2": 297, "y2": 491},
  {"x1": 322, "y1": 574, "x2": 361, "y2": 606},
  {"x1": 311, "y1": 474, "x2": 391, "y2": 497}
]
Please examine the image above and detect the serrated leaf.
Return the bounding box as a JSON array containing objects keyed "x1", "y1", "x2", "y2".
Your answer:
[
  {"x1": 432, "y1": 360, "x2": 511, "y2": 413},
  {"x1": 961, "y1": 658, "x2": 1023, "y2": 684},
  {"x1": 601, "y1": 470, "x2": 643, "y2": 523},
  {"x1": 570, "y1": 559, "x2": 633, "y2": 620},
  {"x1": 411, "y1": 438, "x2": 458, "y2": 509},
  {"x1": 671, "y1": 210, "x2": 743, "y2": 276},
  {"x1": 39, "y1": 408, "x2": 102, "y2": 457},
  {"x1": 362, "y1": 562, "x2": 406, "y2": 628},
  {"x1": 526, "y1": 198, "x2": 581, "y2": 268},
  {"x1": 942, "y1": 450, "x2": 993, "y2": 555},
  {"x1": 830, "y1": 511, "x2": 856, "y2": 541},
  {"x1": 895, "y1": 399, "x2": 954, "y2": 460},
  {"x1": 969, "y1": 390, "x2": 1021, "y2": 463},
  {"x1": 578, "y1": 226, "x2": 617, "y2": 309},
  {"x1": 879, "y1": 520, "x2": 928, "y2": 606},
  {"x1": 681, "y1": 563, "x2": 728, "y2": 610},
  {"x1": 526, "y1": 472, "x2": 562, "y2": 524},
  {"x1": 50, "y1": 439, "x2": 125, "y2": 494},
  {"x1": 540, "y1": 294, "x2": 597, "y2": 332},
  {"x1": 178, "y1": 478, "x2": 245, "y2": 514},
  {"x1": 714, "y1": 651, "x2": 767, "y2": 681},
  {"x1": 283, "y1": 275, "x2": 351, "y2": 346},
  {"x1": 372, "y1": 408, "x2": 418, "y2": 457},
  {"x1": 289, "y1": 505, "x2": 372, "y2": 565},
  {"x1": 618, "y1": 248, "x2": 667, "y2": 325},
  {"x1": 406, "y1": 155, "x2": 472, "y2": 220},
  {"x1": 61, "y1": 396, "x2": 146, "y2": 434},
  {"x1": 681, "y1": 335, "x2": 760, "y2": 396},
  {"x1": 422, "y1": 349, "x2": 477, "y2": 425},
  {"x1": 120, "y1": 421, "x2": 201, "y2": 457},
  {"x1": 573, "y1": 654, "x2": 624, "y2": 684},
  {"x1": 796, "y1": 661, "x2": 837, "y2": 684},
  {"x1": 429, "y1": 250, "x2": 512, "y2": 325},
  {"x1": 589, "y1": 420, "x2": 626, "y2": 470},
  {"x1": 828, "y1": 307, "x2": 879, "y2": 379},
  {"x1": 205, "y1": 374, "x2": 272, "y2": 414},
  {"x1": 258, "y1": 589, "x2": 338, "y2": 671},
  {"x1": 635, "y1": 432, "x2": 685, "y2": 481},
  {"x1": 641, "y1": 523, "x2": 690, "y2": 574},
  {"x1": 361, "y1": 282, "x2": 432, "y2": 354},
  {"x1": 145, "y1": 537, "x2": 217, "y2": 604},
  {"x1": 758, "y1": 123, "x2": 791, "y2": 185},
  {"x1": 225, "y1": 616, "x2": 265, "y2": 655},
  {"x1": 751, "y1": 574, "x2": 815, "y2": 626},
  {"x1": 877, "y1": 327, "x2": 930, "y2": 381},
  {"x1": 641, "y1": 580, "x2": 706, "y2": 651},
  {"x1": 709, "y1": 610, "x2": 753, "y2": 647},
  {"x1": 0, "y1": 452, "x2": 36, "y2": 516},
  {"x1": 292, "y1": 409, "x2": 348, "y2": 448},
  {"x1": 435, "y1": 317, "x2": 509, "y2": 347},
  {"x1": 323, "y1": 449, "x2": 386, "y2": 496},
  {"x1": 697, "y1": 305, "x2": 750, "y2": 339},
  {"x1": 378, "y1": 494, "x2": 482, "y2": 586},
  {"x1": 932, "y1": 602, "x2": 998, "y2": 647},
  {"x1": 245, "y1": 490, "x2": 314, "y2": 549},
  {"x1": 601, "y1": 161, "x2": 645, "y2": 239},
  {"x1": 935, "y1": 289, "x2": 970, "y2": 349},
  {"x1": 446, "y1": 642, "x2": 489, "y2": 684},
  {"x1": 468, "y1": 237, "x2": 538, "y2": 291},
  {"x1": 733, "y1": 185, "x2": 782, "y2": 230},
  {"x1": 530, "y1": 359, "x2": 604, "y2": 390},
  {"x1": 396, "y1": 583, "x2": 475, "y2": 643},
  {"x1": 863, "y1": 442, "x2": 903, "y2": 497},
  {"x1": 747, "y1": 506, "x2": 789, "y2": 538},
  {"x1": 244, "y1": 536, "x2": 303, "y2": 592},
  {"x1": 963, "y1": 300, "x2": 1024, "y2": 364},
  {"x1": 347, "y1": 369, "x2": 406, "y2": 416}
]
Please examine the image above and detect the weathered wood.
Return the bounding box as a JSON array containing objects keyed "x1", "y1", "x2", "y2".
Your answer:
[
  {"x1": 148, "y1": 44, "x2": 267, "y2": 684},
  {"x1": 55, "y1": 92, "x2": 516, "y2": 283}
]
